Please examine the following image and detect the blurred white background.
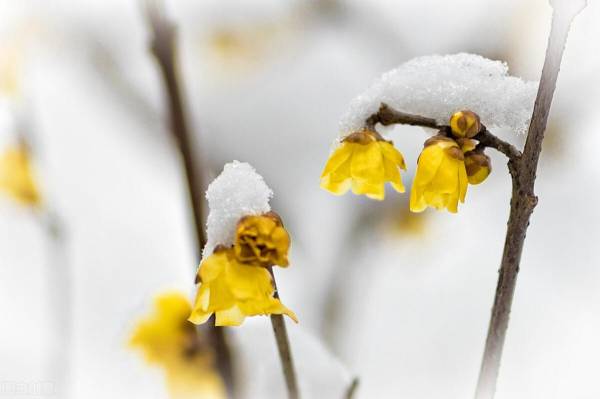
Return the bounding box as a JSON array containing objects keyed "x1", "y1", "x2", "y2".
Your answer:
[{"x1": 1, "y1": 0, "x2": 599, "y2": 398}]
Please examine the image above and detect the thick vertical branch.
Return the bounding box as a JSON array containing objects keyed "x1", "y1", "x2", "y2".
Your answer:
[
  {"x1": 269, "y1": 267, "x2": 300, "y2": 399},
  {"x1": 144, "y1": 1, "x2": 235, "y2": 394},
  {"x1": 475, "y1": 3, "x2": 583, "y2": 398}
]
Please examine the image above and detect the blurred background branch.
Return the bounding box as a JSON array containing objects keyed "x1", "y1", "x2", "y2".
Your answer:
[{"x1": 143, "y1": 0, "x2": 234, "y2": 395}]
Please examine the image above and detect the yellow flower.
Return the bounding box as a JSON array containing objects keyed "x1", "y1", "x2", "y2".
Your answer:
[
  {"x1": 464, "y1": 152, "x2": 492, "y2": 185},
  {"x1": 129, "y1": 292, "x2": 226, "y2": 399},
  {"x1": 189, "y1": 247, "x2": 297, "y2": 327},
  {"x1": 320, "y1": 130, "x2": 406, "y2": 200},
  {"x1": 410, "y1": 136, "x2": 468, "y2": 213},
  {"x1": 0, "y1": 144, "x2": 41, "y2": 206},
  {"x1": 449, "y1": 110, "x2": 481, "y2": 139},
  {"x1": 234, "y1": 213, "x2": 290, "y2": 267}
]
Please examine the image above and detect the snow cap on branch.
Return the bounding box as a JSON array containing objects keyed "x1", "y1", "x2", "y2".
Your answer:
[
  {"x1": 203, "y1": 161, "x2": 273, "y2": 259},
  {"x1": 339, "y1": 53, "x2": 538, "y2": 135}
]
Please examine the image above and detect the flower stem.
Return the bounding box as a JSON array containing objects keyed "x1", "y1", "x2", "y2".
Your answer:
[
  {"x1": 144, "y1": 1, "x2": 235, "y2": 395},
  {"x1": 344, "y1": 377, "x2": 359, "y2": 399},
  {"x1": 474, "y1": 4, "x2": 582, "y2": 398},
  {"x1": 268, "y1": 267, "x2": 300, "y2": 399}
]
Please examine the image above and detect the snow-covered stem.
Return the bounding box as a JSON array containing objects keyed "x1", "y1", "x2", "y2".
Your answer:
[
  {"x1": 144, "y1": 1, "x2": 235, "y2": 395},
  {"x1": 475, "y1": 4, "x2": 583, "y2": 398},
  {"x1": 268, "y1": 267, "x2": 300, "y2": 399},
  {"x1": 366, "y1": 103, "x2": 521, "y2": 161}
]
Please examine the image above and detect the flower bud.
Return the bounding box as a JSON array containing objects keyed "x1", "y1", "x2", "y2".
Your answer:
[
  {"x1": 464, "y1": 152, "x2": 491, "y2": 185},
  {"x1": 449, "y1": 110, "x2": 481, "y2": 139}
]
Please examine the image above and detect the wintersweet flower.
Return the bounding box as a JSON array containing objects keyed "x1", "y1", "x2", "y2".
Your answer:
[
  {"x1": 0, "y1": 144, "x2": 41, "y2": 206},
  {"x1": 410, "y1": 136, "x2": 468, "y2": 213},
  {"x1": 189, "y1": 246, "x2": 297, "y2": 327},
  {"x1": 234, "y1": 212, "x2": 290, "y2": 267},
  {"x1": 320, "y1": 129, "x2": 406, "y2": 200},
  {"x1": 129, "y1": 292, "x2": 225, "y2": 399}
]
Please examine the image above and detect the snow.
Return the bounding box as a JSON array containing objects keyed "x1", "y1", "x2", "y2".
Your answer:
[
  {"x1": 203, "y1": 161, "x2": 273, "y2": 258},
  {"x1": 339, "y1": 53, "x2": 538, "y2": 136}
]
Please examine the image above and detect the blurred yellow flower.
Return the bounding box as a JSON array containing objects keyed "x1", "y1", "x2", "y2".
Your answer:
[
  {"x1": 234, "y1": 213, "x2": 290, "y2": 267},
  {"x1": 410, "y1": 136, "x2": 468, "y2": 213},
  {"x1": 129, "y1": 292, "x2": 225, "y2": 399},
  {"x1": 0, "y1": 144, "x2": 41, "y2": 206},
  {"x1": 320, "y1": 130, "x2": 406, "y2": 200},
  {"x1": 189, "y1": 247, "x2": 297, "y2": 327},
  {"x1": 0, "y1": 42, "x2": 21, "y2": 97}
]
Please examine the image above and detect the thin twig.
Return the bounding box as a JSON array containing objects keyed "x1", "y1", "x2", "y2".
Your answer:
[
  {"x1": 475, "y1": 3, "x2": 584, "y2": 398},
  {"x1": 268, "y1": 267, "x2": 300, "y2": 399},
  {"x1": 344, "y1": 377, "x2": 359, "y2": 399},
  {"x1": 366, "y1": 103, "x2": 521, "y2": 161},
  {"x1": 143, "y1": 0, "x2": 235, "y2": 394}
]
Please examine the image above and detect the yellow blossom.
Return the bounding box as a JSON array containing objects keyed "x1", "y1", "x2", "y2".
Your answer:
[
  {"x1": 464, "y1": 152, "x2": 492, "y2": 185},
  {"x1": 410, "y1": 136, "x2": 468, "y2": 213},
  {"x1": 189, "y1": 247, "x2": 297, "y2": 327},
  {"x1": 320, "y1": 130, "x2": 406, "y2": 200},
  {"x1": 0, "y1": 144, "x2": 41, "y2": 206},
  {"x1": 129, "y1": 292, "x2": 226, "y2": 399},
  {"x1": 234, "y1": 213, "x2": 290, "y2": 267}
]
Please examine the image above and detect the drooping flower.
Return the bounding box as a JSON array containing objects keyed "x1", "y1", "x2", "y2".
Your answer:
[
  {"x1": 0, "y1": 144, "x2": 41, "y2": 206},
  {"x1": 234, "y1": 212, "x2": 290, "y2": 267},
  {"x1": 320, "y1": 129, "x2": 406, "y2": 200},
  {"x1": 410, "y1": 135, "x2": 468, "y2": 213},
  {"x1": 189, "y1": 246, "x2": 297, "y2": 327},
  {"x1": 129, "y1": 292, "x2": 225, "y2": 399},
  {"x1": 464, "y1": 151, "x2": 492, "y2": 185}
]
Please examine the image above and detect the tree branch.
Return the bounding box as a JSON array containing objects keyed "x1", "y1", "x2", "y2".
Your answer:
[
  {"x1": 475, "y1": 3, "x2": 583, "y2": 398},
  {"x1": 144, "y1": 1, "x2": 235, "y2": 395},
  {"x1": 366, "y1": 103, "x2": 522, "y2": 161}
]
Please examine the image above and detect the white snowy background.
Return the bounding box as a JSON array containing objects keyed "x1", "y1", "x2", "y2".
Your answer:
[{"x1": 1, "y1": 0, "x2": 599, "y2": 398}]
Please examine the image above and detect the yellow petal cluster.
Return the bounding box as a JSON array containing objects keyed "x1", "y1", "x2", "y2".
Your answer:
[
  {"x1": 320, "y1": 130, "x2": 406, "y2": 200},
  {"x1": 234, "y1": 213, "x2": 290, "y2": 267},
  {"x1": 129, "y1": 292, "x2": 226, "y2": 399},
  {"x1": 0, "y1": 145, "x2": 41, "y2": 206},
  {"x1": 189, "y1": 247, "x2": 297, "y2": 327},
  {"x1": 410, "y1": 136, "x2": 468, "y2": 213}
]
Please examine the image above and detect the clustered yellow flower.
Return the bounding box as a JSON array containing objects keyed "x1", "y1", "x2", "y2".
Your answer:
[
  {"x1": 189, "y1": 212, "x2": 297, "y2": 327},
  {"x1": 129, "y1": 292, "x2": 226, "y2": 399},
  {"x1": 0, "y1": 143, "x2": 41, "y2": 207},
  {"x1": 321, "y1": 110, "x2": 492, "y2": 213},
  {"x1": 320, "y1": 130, "x2": 406, "y2": 200}
]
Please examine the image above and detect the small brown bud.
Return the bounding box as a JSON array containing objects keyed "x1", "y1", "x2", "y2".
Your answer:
[
  {"x1": 449, "y1": 110, "x2": 481, "y2": 139},
  {"x1": 464, "y1": 152, "x2": 491, "y2": 185}
]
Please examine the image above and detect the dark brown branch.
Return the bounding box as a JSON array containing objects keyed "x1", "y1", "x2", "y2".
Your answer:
[
  {"x1": 269, "y1": 267, "x2": 300, "y2": 399},
  {"x1": 366, "y1": 103, "x2": 522, "y2": 161},
  {"x1": 475, "y1": 3, "x2": 583, "y2": 399},
  {"x1": 144, "y1": 1, "x2": 235, "y2": 395},
  {"x1": 366, "y1": 103, "x2": 442, "y2": 130}
]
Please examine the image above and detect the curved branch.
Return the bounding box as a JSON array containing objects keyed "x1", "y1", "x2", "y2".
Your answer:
[{"x1": 365, "y1": 103, "x2": 522, "y2": 161}]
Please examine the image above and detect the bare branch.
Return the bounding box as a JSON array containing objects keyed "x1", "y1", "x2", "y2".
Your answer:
[
  {"x1": 269, "y1": 267, "x2": 300, "y2": 399},
  {"x1": 475, "y1": 3, "x2": 583, "y2": 398},
  {"x1": 143, "y1": 1, "x2": 235, "y2": 395},
  {"x1": 365, "y1": 103, "x2": 521, "y2": 161}
]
